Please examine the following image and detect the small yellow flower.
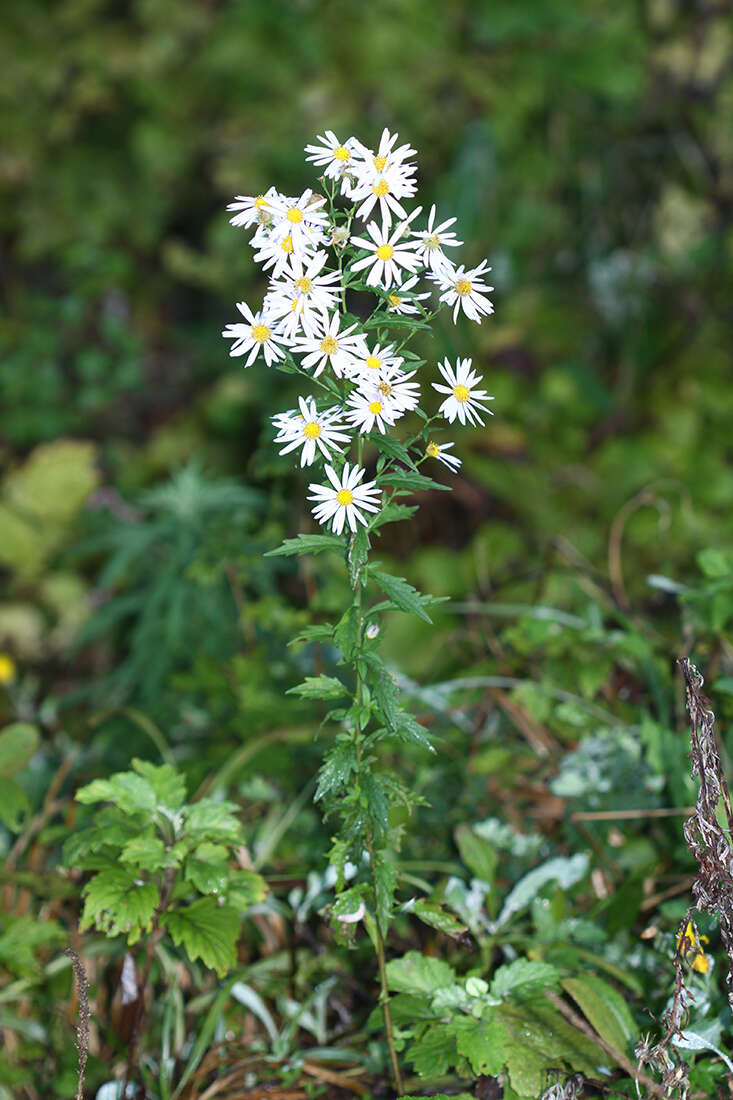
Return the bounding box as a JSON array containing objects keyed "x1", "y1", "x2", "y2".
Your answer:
[
  {"x1": 0, "y1": 654, "x2": 16, "y2": 685},
  {"x1": 677, "y1": 922, "x2": 710, "y2": 974}
]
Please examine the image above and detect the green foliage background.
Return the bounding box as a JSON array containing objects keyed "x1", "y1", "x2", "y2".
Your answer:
[{"x1": 2, "y1": 0, "x2": 733, "y2": 1096}]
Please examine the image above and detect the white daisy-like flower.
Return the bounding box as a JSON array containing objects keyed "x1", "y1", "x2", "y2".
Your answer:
[
  {"x1": 346, "y1": 342, "x2": 405, "y2": 384},
  {"x1": 345, "y1": 387, "x2": 402, "y2": 435},
  {"x1": 367, "y1": 367, "x2": 421, "y2": 414},
  {"x1": 221, "y1": 302, "x2": 288, "y2": 366},
  {"x1": 226, "y1": 186, "x2": 281, "y2": 230},
  {"x1": 385, "y1": 275, "x2": 431, "y2": 315},
  {"x1": 305, "y1": 131, "x2": 358, "y2": 191},
  {"x1": 273, "y1": 395, "x2": 351, "y2": 467},
  {"x1": 351, "y1": 129, "x2": 417, "y2": 182},
  {"x1": 252, "y1": 232, "x2": 303, "y2": 277},
  {"x1": 411, "y1": 205, "x2": 463, "y2": 273},
  {"x1": 425, "y1": 439, "x2": 461, "y2": 472},
  {"x1": 432, "y1": 358, "x2": 494, "y2": 426},
  {"x1": 264, "y1": 252, "x2": 343, "y2": 338},
  {"x1": 267, "y1": 189, "x2": 330, "y2": 252},
  {"x1": 349, "y1": 214, "x2": 422, "y2": 288},
  {"x1": 291, "y1": 311, "x2": 367, "y2": 378},
  {"x1": 432, "y1": 259, "x2": 494, "y2": 323},
  {"x1": 308, "y1": 463, "x2": 381, "y2": 535}
]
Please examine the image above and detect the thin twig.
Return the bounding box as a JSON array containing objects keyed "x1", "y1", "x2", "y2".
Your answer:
[{"x1": 65, "y1": 947, "x2": 90, "y2": 1100}]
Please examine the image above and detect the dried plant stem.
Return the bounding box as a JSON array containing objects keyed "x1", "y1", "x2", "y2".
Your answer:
[{"x1": 65, "y1": 947, "x2": 90, "y2": 1100}]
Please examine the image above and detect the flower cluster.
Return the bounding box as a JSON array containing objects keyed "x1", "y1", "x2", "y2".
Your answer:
[{"x1": 223, "y1": 129, "x2": 495, "y2": 535}]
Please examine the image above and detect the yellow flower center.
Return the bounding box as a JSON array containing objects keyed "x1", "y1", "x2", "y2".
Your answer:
[
  {"x1": 372, "y1": 180, "x2": 390, "y2": 197},
  {"x1": 281, "y1": 236, "x2": 294, "y2": 253},
  {"x1": 455, "y1": 278, "x2": 472, "y2": 296},
  {"x1": 336, "y1": 489, "x2": 353, "y2": 506},
  {"x1": 320, "y1": 336, "x2": 338, "y2": 354},
  {"x1": 453, "y1": 384, "x2": 470, "y2": 402},
  {"x1": 295, "y1": 276, "x2": 312, "y2": 293},
  {"x1": 254, "y1": 195, "x2": 267, "y2": 208},
  {"x1": 378, "y1": 382, "x2": 392, "y2": 396},
  {"x1": 426, "y1": 442, "x2": 440, "y2": 458},
  {"x1": 373, "y1": 154, "x2": 387, "y2": 172},
  {"x1": 251, "y1": 324, "x2": 271, "y2": 343},
  {"x1": 365, "y1": 355, "x2": 381, "y2": 370},
  {"x1": 369, "y1": 401, "x2": 383, "y2": 414},
  {"x1": 388, "y1": 294, "x2": 402, "y2": 307},
  {"x1": 286, "y1": 208, "x2": 304, "y2": 223},
  {"x1": 376, "y1": 244, "x2": 394, "y2": 261},
  {"x1": 0, "y1": 654, "x2": 16, "y2": 685},
  {"x1": 334, "y1": 145, "x2": 350, "y2": 162},
  {"x1": 425, "y1": 234, "x2": 441, "y2": 251},
  {"x1": 303, "y1": 421, "x2": 321, "y2": 439}
]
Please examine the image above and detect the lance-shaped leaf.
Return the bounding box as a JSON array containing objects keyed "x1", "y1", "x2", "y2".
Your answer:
[
  {"x1": 371, "y1": 570, "x2": 433, "y2": 623},
  {"x1": 286, "y1": 674, "x2": 348, "y2": 700},
  {"x1": 265, "y1": 533, "x2": 344, "y2": 557}
]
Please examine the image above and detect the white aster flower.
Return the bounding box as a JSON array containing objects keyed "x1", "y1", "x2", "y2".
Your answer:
[
  {"x1": 221, "y1": 302, "x2": 288, "y2": 366},
  {"x1": 267, "y1": 189, "x2": 330, "y2": 252},
  {"x1": 425, "y1": 439, "x2": 461, "y2": 472},
  {"x1": 273, "y1": 395, "x2": 351, "y2": 467},
  {"x1": 432, "y1": 358, "x2": 494, "y2": 426},
  {"x1": 305, "y1": 131, "x2": 358, "y2": 192},
  {"x1": 349, "y1": 214, "x2": 422, "y2": 288},
  {"x1": 411, "y1": 204, "x2": 463, "y2": 273},
  {"x1": 226, "y1": 186, "x2": 281, "y2": 230},
  {"x1": 351, "y1": 128, "x2": 417, "y2": 181},
  {"x1": 345, "y1": 387, "x2": 402, "y2": 435},
  {"x1": 385, "y1": 275, "x2": 431, "y2": 315},
  {"x1": 292, "y1": 311, "x2": 367, "y2": 378},
  {"x1": 346, "y1": 342, "x2": 405, "y2": 384},
  {"x1": 308, "y1": 463, "x2": 381, "y2": 535},
  {"x1": 264, "y1": 251, "x2": 343, "y2": 338},
  {"x1": 252, "y1": 231, "x2": 304, "y2": 277},
  {"x1": 433, "y1": 259, "x2": 494, "y2": 323},
  {"x1": 368, "y1": 367, "x2": 420, "y2": 414}
]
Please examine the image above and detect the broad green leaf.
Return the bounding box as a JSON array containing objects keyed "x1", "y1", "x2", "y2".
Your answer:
[
  {"x1": 454, "y1": 1015, "x2": 507, "y2": 1075},
  {"x1": 0, "y1": 776, "x2": 30, "y2": 830},
  {"x1": 494, "y1": 854, "x2": 589, "y2": 928},
  {"x1": 286, "y1": 674, "x2": 347, "y2": 700},
  {"x1": 491, "y1": 959, "x2": 561, "y2": 1002},
  {"x1": 371, "y1": 570, "x2": 433, "y2": 623},
  {"x1": 184, "y1": 841, "x2": 230, "y2": 894},
  {"x1": 561, "y1": 975, "x2": 636, "y2": 1054},
  {"x1": 386, "y1": 951, "x2": 456, "y2": 996},
  {"x1": 379, "y1": 470, "x2": 450, "y2": 493},
  {"x1": 76, "y1": 772, "x2": 157, "y2": 815},
  {"x1": 455, "y1": 824, "x2": 497, "y2": 884},
  {"x1": 411, "y1": 900, "x2": 468, "y2": 938},
  {"x1": 164, "y1": 897, "x2": 240, "y2": 976},
  {"x1": 132, "y1": 759, "x2": 186, "y2": 810},
  {"x1": 4, "y1": 440, "x2": 98, "y2": 521},
  {"x1": 0, "y1": 916, "x2": 65, "y2": 978},
  {"x1": 80, "y1": 869, "x2": 159, "y2": 942},
  {"x1": 120, "y1": 833, "x2": 174, "y2": 872},
  {"x1": 184, "y1": 799, "x2": 242, "y2": 843},
  {"x1": 498, "y1": 1000, "x2": 608, "y2": 1095},
  {"x1": 0, "y1": 723, "x2": 40, "y2": 777},
  {"x1": 265, "y1": 533, "x2": 344, "y2": 557},
  {"x1": 406, "y1": 1022, "x2": 457, "y2": 1077},
  {"x1": 225, "y1": 869, "x2": 267, "y2": 910}
]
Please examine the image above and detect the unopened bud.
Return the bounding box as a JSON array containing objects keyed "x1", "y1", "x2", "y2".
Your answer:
[
  {"x1": 366, "y1": 623, "x2": 380, "y2": 639},
  {"x1": 331, "y1": 225, "x2": 349, "y2": 248}
]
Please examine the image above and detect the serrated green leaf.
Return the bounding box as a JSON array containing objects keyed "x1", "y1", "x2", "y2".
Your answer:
[
  {"x1": 315, "y1": 741, "x2": 357, "y2": 802},
  {"x1": 361, "y1": 772, "x2": 389, "y2": 840},
  {"x1": 184, "y1": 841, "x2": 230, "y2": 893},
  {"x1": 80, "y1": 868, "x2": 159, "y2": 942},
  {"x1": 184, "y1": 799, "x2": 242, "y2": 843},
  {"x1": 0, "y1": 723, "x2": 40, "y2": 777},
  {"x1": 371, "y1": 570, "x2": 432, "y2": 623},
  {"x1": 164, "y1": 897, "x2": 240, "y2": 976},
  {"x1": 491, "y1": 959, "x2": 561, "y2": 1001},
  {"x1": 389, "y1": 712, "x2": 435, "y2": 751},
  {"x1": 120, "y1": 833, "x2": 174, "y2": 872},
  {"x1": 225, "y1": 868, "x2": 267, "y2": 910},
  {"x1": 76, "y1": 772, "x2": 157, "y2": 815},
  {"x1": 288, "y1": 622, "x2": 335, "y2": 646},
  {"x1": 411, "y1": 900, "x2": 468, "y2": 938},
  {"x1": 406, "y1": 1022, "x2": 457, "y2": 1077},
  {"x1": 132, "y1": 759, "x2": 186, "y2": 810},
  {"x1": 369, "y1": 502, "x2": 419, "y2": 531},
  {"x1": 368, "y1": 433, "x2": 418, "y2": 470},
  {"x1": 498, "y1": 1000, "x2": 608, "y2": 1095},
  {"x1": 286, "y1": 674, "x2": 347, "y2": 700},
  {"x1": 455, "y1": 824, "x2": 497, "y2": 884},
  {"x1": 265, "y1": 533, "x2": 344, "y2": 557},
  {"x1": 373, "y1": 849, "x2": 397, "y2": 934},
  {"x1": 334, "y1": 607, "x2": 360, "y2": 660},
  {"x1": 386, "y1": 950, "x2": 456, "y2": 995},
  {"x1": 561, "y1": 975, "x2": 636, "y2": 1054},
  {"x1": 454, "y1": 1015, "x2": 507, "y2": 1075},
  {"x1": 0, "y1": 776, "x2": 30, "y2": 830}
]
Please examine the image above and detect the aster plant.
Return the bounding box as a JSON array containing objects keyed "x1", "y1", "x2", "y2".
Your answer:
[{"x1": 223, "y1": 128, "x2": 494, "y2": 1093}]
